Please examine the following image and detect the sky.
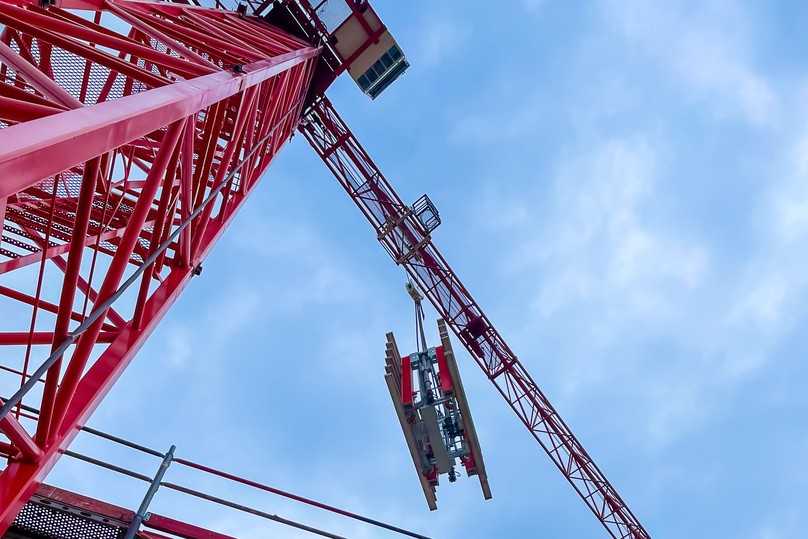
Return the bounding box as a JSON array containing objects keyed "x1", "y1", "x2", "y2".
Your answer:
[{"x1": 20, "y1": 1, "x2": 808, "y2": 538}]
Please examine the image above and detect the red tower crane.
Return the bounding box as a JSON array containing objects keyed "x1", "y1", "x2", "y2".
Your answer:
[{"x1": 0, "y1": 0, "x2": 651, "y2": 537}]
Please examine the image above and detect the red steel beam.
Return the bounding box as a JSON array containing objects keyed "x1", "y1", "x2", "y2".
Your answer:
[
  {"x1": 0, "y1": 2, "x2": 211, "y2": 78},
  {"x1": 0, "y1": 40, "x2": 81, "y2": 108},
  {"x1": 0, "y1": 47, "x2": 317, "y2": 198},
  {"x1": 0, "y1": 80, "x2": 67, "y2": 108},
  {"x1": 0, "y1": 109, "x2": 302, "y2": 524},
  {"x1": 0, "y1": 8, "x2": 171, "y2": 88},
  {"x1": 0, "y1": 2, "x2": 318, "y2": 531},
  {"x1": 0, "y1": 408, "x2": 41, "y2": 462},
  {"x1": 0, "y1": 217, "x2": 132, "y2": 275},
  {"x1": 104, "y1": 2, "x2": 218, "y2": 70},
  {"x1": 0, "y1": 331, "x2": 118, "y2": 345},
  {"x1": 46, "y1": 118, "x2": 183, "y2": 442},
  {"x1": 0, "y1": 95, "x2": 62, "y2": 122},
  {"x1": 50, "y1": 255, "x2": 129, "y2": 329},
  {"x1": 0, "y1": 285, "x2": 118, "y2": 332}
]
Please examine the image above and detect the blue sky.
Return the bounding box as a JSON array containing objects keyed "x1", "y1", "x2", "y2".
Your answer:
[{"x1": 37, "y1": 1, "x2": 808, "y2": 538}]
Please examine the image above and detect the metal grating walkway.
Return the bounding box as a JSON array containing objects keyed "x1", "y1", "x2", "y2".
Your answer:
[{"x1": 5, "y1": 497, "x2": 128, "y2": 539}]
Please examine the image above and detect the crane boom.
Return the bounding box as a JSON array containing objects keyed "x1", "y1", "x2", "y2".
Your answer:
[{"x1": 299, "y1": 94, "x2": 650, "y2": 539}]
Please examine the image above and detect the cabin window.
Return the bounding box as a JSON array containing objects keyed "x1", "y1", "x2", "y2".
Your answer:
[{"x1": 356, "y1": 44, "x2": 409, "y2": 98}]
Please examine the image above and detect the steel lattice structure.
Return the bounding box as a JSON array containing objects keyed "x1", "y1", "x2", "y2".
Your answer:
[
  {"x1": 300, "y1": 96, "x2": 649, "y2": 539},
  {"x1": 0, "y1": 0, "x2": 651, "y2": 537},
  {"x1": 0, "y1": 0, "x2": 317, "y2": 528}
]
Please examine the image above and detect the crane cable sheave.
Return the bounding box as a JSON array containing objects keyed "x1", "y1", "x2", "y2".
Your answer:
[
  {"x1": 406, "y1": 281, "x2": 428, "y2": 354},
  {"x1": 406, "y1": 280, "x2": 422, "y2": 304}
]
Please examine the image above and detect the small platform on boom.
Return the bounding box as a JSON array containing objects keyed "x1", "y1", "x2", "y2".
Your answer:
[{"x1": 384, "y1": 319, "x2": 492, "y2": 510}]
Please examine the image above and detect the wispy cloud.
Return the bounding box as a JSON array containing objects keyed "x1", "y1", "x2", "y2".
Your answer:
[
  {"x1": 772, "y1": 120, "x2": 808, "y2": 243},
  {"x1": 414, "y1": 15, "x2": 472, "y2": 68},
  {"x1": 600, "y1": 0, "x2": 778, "y2": 126},
  {"x1": 522, "y1": 137, "x2": 708, "y2": 320},
  {"x1": 482, "y1": 110, "x2": 808, "y2": 449},
  {"x1": 482, "y1": 136, "x2": 715, "y2": 446},
  {"x1": 229, "y1": 213, "x2": 368, "y2": 313},
  {"x1": 447, "y1": 1, "x2": 808, "y2": 456},
  {"x1": 521, "y1": 0, "x2": 546, "y2": 14},
  {"x1": 163, "y1": 323, "x2": 193, "y2": 368},
  {"x1": 722, "y1": 102, "x2": 808, "y2": 367}
]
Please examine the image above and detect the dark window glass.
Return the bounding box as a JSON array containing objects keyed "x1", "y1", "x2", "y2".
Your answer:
[
  {"x1": 359, "y1": 45, "x2": 408, "y2": 97},
  {"x1": 367, "y1": 59, "x2": 409, "y2": 98}
]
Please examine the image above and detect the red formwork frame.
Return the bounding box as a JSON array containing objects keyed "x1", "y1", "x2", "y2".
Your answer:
[
  {"x1": 300, "y1": 95, "x2": 651, "y2": 539},
  {"x1": 0, "y1": 0, "x2": 318, "y2": 530}
]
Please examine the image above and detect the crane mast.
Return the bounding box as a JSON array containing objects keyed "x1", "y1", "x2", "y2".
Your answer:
[
  {"x1": 300, "y1": 95, "x2": 650, "y2": 539},
  {"x1": 0, "y1": 0, "x2": 318, "y2": 528}
]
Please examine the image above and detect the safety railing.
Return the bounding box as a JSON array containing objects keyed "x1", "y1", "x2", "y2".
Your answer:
[{"x1": 1, "y1": 398, "x2": 431, "y2": 539}]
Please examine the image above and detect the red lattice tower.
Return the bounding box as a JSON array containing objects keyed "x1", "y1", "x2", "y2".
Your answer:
[{"x1": 0, "y1": 0, "x2": 318, "y2": 527}]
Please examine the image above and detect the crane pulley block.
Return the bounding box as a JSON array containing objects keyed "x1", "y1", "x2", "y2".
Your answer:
[{"x1": 384, "y1": 319, "x2": 492, "y2": 510}]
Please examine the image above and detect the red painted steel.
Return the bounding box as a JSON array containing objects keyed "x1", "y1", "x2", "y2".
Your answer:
[
  {"x1": 434, "y1": 346, "x2": 453, "y2": 394},
  {"x1": 400, "y1": 355, "x2": 413, "y2": 407},
  {"x1": 26, "y1": 483, "x2": 236, "y2": 538},
  {"x1": 36, "y1": 483, "x2": 136, "y2": 521},
  {"x1": 300, "y1": 95, "x2": 650, "y2": 539},
  {"x1": 0, "y1": 0, "x2": 317, "y2": 532}
]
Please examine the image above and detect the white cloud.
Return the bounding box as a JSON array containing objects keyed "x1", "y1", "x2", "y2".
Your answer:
[
  {"x1": 720, "y1": 108, "x2": 808, "y2": 372},
  {"x1": 728, "y1": 273, "x2": 789, "y2": 330},
  {"x1": 522, "y1": 0, "x2": 546, "y2": 14},
  {"x1": 229, "y1": 214, "x2": 368, "y2": 314},
  {"x1": 519, "y1": 137, "x2": 709, "y2": 320},
  {"x1": 480, "y1": 136, "x2": 719, "y2": 446},
  {"x1": 753, "y1": 507, "x2": 804, "y2": 539},
  {"x1": 164, "y1": 324, "x2": 193, "y2": 368},
  {"x1": 482, "y1": 124, "x2": 808, "y2": 448},
  {"x1": 205, "y1": 286, "x2": 261, "y2": 348},
  {"x1": 415, "y1": 16, "x2": 472, "y2": 68},
  {"x1": 449, "y1": 87, "x2": 551, "y2": 146},
  {"x1": 772, "y1": 128, "x2": 808, "y2": 243},
  {"x1": 600, "y1": 0, "x2": 778, "y2": 126}
]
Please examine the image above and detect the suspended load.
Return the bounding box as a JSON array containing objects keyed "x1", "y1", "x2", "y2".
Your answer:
[{"x1": 384, "y1": 286, "x2": 491, "y2": 509}]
